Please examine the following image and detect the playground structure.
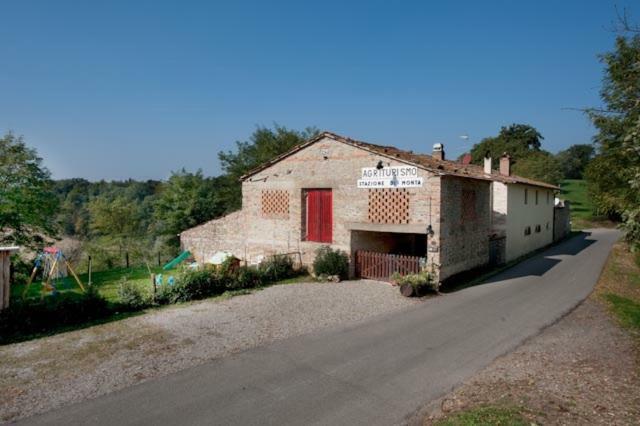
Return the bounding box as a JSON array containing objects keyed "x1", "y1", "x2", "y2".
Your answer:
[{"x1": 22, "y1": 247, "x2": 86, "y2": 299}]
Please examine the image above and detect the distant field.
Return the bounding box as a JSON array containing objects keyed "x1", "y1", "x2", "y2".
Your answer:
[
  {"x1": 559, "y1": 179, "x2": 608, "y2": 230},
  {"x1": 11, "y1": 265, "x2": 172, "y2": 304},
  {"x1": 560, "y1": 179, "x2": 593, "y2": 220}
]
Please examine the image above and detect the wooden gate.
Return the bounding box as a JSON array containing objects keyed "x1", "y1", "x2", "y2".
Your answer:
[{"x1": 355, "y1": 250, "x2": 424, "y2": 281}]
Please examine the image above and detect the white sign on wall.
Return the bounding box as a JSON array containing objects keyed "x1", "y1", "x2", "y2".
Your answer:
[{"x1": 357, "y1": 166, "x2": 423, "y2": 188}]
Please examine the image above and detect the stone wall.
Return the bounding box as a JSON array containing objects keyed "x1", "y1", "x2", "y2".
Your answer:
[
  {"x1": 553, "y1": 201, "x2": 571, "y2": 242},
  {"x1": 438, "y1": 176, "x2": 491, "y2": 280},
  {"x1": 180, "y1": 210, "x2": 247, "y2": 263}
]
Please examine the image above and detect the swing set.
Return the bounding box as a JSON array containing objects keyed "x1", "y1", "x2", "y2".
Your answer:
[{"x1": 22, "y1": 247, "x2": 86, "y2": 300}]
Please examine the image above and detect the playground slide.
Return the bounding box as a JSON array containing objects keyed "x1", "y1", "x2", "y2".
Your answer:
[{"x1": 163, "y1": 251, "x2": 191, "y2": 270}]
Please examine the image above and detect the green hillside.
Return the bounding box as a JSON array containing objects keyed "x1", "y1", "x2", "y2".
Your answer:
[{"x1": 560, "y1": 179, "x2": 593, "y2": 221}]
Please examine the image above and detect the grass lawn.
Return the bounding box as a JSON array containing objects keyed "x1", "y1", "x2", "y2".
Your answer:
[
  {"x1": 11, "y1": 264, "x2": 314, "y2": 305},
  {"x1": 559, "y1": 179, "x2": 617, "y2": 230},
  {"x1": 560, "y1": 179, "x2": 593, "y2": 221},
  {"x1": 434, "y1": 406, "x2": 529, "y2": 426},
  {"x1": 598, "y1": 243, "x2": 640, "y2": 333},
  {"x1": 11, "y1": 265, "x2": 171, "y2": 304}
]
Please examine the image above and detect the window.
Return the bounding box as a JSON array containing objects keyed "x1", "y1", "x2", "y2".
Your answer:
[
  {"x1": 535, "y1": 224, "x2": 541, "y2": 233},
  {"x1": 524, "y1": 188, "x2": 528, "y2": 205},
  {"x1": 303, "y1": 189, "x2": 332, "y2": 243},
  {"x1": 461, "y1": 189, "x2": 477, "y2": 221},
  {"x1": 546, "y1": 222, "x2": 550, "y2": 230},
  {"x1": 535, "y1": 190, "x2": 539, "y2": 205},
  {"x1": 524, "y1": 226, "x2": 531, "y2": 236},
  {"x1": 261, "y1": 190, "x2": 290, "y2": 219}
]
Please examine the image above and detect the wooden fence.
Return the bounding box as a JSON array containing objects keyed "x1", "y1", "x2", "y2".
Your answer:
[{"x1": 355, "y1": 250, "x2": 425, "y2": 281}]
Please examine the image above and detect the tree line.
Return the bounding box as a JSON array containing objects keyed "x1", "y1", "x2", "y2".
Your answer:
[
  {"x1": 1, "y1": 126, "x2": 319, "y2": 271},
  {"x1": 466, "y1": 123, "x2": 594, "y2": 185}
]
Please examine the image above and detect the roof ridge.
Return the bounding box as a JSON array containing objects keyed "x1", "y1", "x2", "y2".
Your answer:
[{"x1": 241, "y1": 130, "x2": 559, "y2": 190}]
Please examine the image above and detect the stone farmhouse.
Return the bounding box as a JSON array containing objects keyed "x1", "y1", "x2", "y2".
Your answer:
[{"x1": 180, "y1": 132, "x2": 560, "y2": 283}]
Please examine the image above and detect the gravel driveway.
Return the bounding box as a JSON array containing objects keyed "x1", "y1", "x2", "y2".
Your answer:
[{"x1": 0, "y1": 280, "x2": 419, "y2": 423}]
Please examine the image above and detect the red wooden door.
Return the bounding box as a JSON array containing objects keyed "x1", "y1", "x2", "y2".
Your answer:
[{"x1": 306, "y1": 189, "x2": 332, "y2": 243}]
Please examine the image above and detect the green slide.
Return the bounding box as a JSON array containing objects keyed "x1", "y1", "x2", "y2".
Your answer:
[{"x1": 163, "y1": 250, "x2": 191, "y2": 270}]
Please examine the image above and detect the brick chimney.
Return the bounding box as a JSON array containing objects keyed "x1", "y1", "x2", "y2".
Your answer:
[
  {"x1": 461, "y1": 153, "x2": 472, "y2": 165},
  {"x1": 483, "y1": 155, "x2": 492, "y2": 174},
  {"x1": 432, "y1": 143, "x2": 445, "y2": 161},
  {"x1": 500, "y1": 153, "x2": 511, "y2": 176}
]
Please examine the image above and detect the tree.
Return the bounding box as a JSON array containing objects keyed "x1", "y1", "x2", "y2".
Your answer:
[
  {"x1": 555, "y1": 144, "x2": 594, "y2": 179},
  {"x1": 585, "y1": 33, "x2": 640, "y2": 248},
  {"x1": 88, "y1": 195, "x2": 145, "y2": 266},
  {"x1": 154, "y1": 169, "x2": 226, "y2": 249},
  {"x1": 218, "y1": 125, "x2": 319, "y2": 211},
  {"x1": 470, "y1": 124, "x2": 543, "y2": 166},
  {"x1": 512, "y1": 151, "x2": 563, "y2": 186},
  {"x1": 0, "y1": 132, "x2": 58, "y2": 249}
]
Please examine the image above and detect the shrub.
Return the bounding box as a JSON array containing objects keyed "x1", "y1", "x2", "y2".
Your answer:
[
  {"x1": 0, "y1": 286, "x2": 111, "y2": 344},
  {"x1": 117, "y1": 278, "x2": 151, "y2": 310},
  {"x1": 10, "y1": 255, "x2": 32, "y2": 286},
  {"x1": 312, "y1": 246, "x2": 349, "y2": 279},
  {"x1": 171, "y1": 266, "x2": 226, "y2": 302},
  {"x1": 396, "y1": 271, "x2": 438, "y2": 293},
  {"x1": 154, "y1": 281, "x2": 178, "y2": 305},
  {"x1": 229, "y1": 266, "x2": 264, "y2": 290},
  {"x1": 259, "y1": 255, "x2": 296, "y2": 282}
]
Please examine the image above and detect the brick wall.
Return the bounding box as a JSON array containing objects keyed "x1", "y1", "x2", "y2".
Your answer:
[{"x1": 438, "y1": 176, "x2": 491, "y2": 280}]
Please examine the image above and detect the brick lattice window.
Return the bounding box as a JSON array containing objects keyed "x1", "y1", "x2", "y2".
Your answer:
[
  {"x1": 261, "y1": 190, "x2": 290, "y2": 219},
  {"x1": 368, "y1": 188, "x2": 410, "y2": 224}
]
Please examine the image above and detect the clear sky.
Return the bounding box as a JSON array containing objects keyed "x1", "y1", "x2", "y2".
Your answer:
[{"x1": 0, "y1": 0, "x2": 634, "y2": 180}]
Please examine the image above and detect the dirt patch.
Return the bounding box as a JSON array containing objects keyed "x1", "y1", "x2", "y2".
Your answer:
[{"x1": 422, "y1": 242, "x2": 640, "y2": 425}]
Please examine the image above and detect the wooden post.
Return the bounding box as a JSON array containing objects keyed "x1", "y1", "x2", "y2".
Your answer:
[
  {"x1": 151, "y1": 273, "x2": 156, "y2": 302},
  {"x1": 125, "y1": 252, "x2": 130, "y2": 269},
  {"x1": 88, "y1": 256, "x2": 93, "y2": 286}
]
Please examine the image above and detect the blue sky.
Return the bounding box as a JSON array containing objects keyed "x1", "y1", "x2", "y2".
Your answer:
[{"x1": 0, "y1": 0, "x2": 634, "y2": 180}]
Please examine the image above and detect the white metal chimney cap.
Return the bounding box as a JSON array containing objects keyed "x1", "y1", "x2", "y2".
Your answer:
[{"x1": 432, "y1": 143, "x2": 444, "y2": 151}]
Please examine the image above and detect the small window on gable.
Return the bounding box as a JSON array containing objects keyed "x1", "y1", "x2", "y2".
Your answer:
[
  {"x1": 524, "y1": 188, "x2": 528, "y2": 205},
  {"x1": 546, "y1": 222, "x2": 550, "y2": 230},
  {"x1": 535, "y1": 190, "x2": 539, "y2": 205},
  {"x1": 524, "y1": 226, "x2": 531, "y2": 236},
  {"x1": 535, "y1": 224, "x2": 541, "y2": 233}
]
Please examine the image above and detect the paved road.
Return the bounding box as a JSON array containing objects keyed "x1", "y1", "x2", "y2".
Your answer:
[{"x1": 20, "y1": 229, "x2": 620, "y2": 426}]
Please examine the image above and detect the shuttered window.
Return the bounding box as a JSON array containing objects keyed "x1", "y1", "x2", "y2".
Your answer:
[{"x1": 304, "y1": 189, "x2": 332, "y2": 243}]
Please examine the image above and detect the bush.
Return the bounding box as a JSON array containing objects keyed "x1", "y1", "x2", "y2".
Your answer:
[
  {"x1": 10, "y1": 255, "x2": 32, "y2": 286},
  {"x1": 154, "y1": 281, "x2": 178, "y2": 305},
  {"x1": 229, "y1": 266, "x2": 264, "y2": 290},
  {"x1": 312, "y1": 246, "x2": 349, "y2": 279},
  {"x1": 396, "y1": 271, "x2": 438, "y2": 293},
  {"x1": 0, "y1": 286, "x2": 111, "y2": 344},
  {"x1": 171, "y1": 266, "x2": 226, "y2": 303},
  {"x1": 117, "y1": 278, "x2": 151, "y2": 310},
  {"x1": 259, "y1": 255, "x2": 296, "y2": 282}
]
